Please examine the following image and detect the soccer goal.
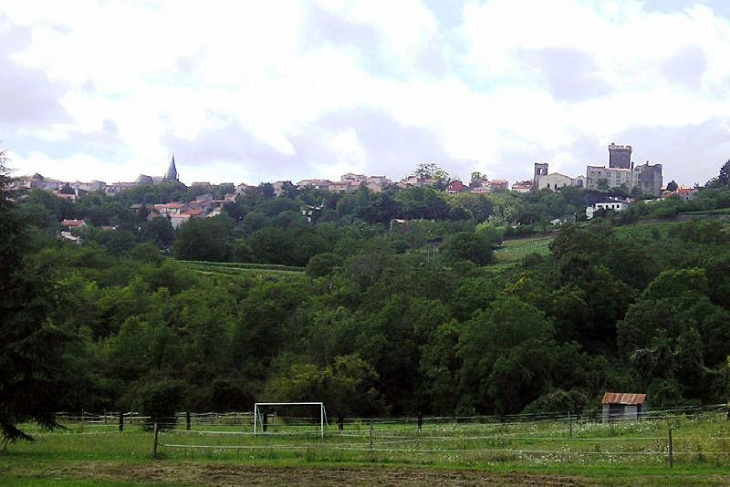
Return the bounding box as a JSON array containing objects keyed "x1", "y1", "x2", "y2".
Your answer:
[{"x1": 253, "y1": 402, "x2": 328, "y2": 439}]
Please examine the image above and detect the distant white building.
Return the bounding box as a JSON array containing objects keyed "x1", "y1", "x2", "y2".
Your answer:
[{"x1": 586, "y1": 198, "x2": 631, "y2": 219}]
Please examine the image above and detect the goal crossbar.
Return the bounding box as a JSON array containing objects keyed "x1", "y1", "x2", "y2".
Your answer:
[{"x1": 253, "y1": 402, "x2": 327, "y2": 439}]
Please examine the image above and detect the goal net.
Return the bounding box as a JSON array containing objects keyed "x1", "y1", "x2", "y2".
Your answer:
[{"x1": 253, "y1": 402, "x2": 328, "y2": 439}]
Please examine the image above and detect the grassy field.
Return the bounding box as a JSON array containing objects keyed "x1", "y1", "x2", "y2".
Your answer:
[
  {"x1": 179, "y1": 260, "x2": 305, "y2": 279},
  {"x1": 3, "y1": 411, "x2": 730, "y2": 485},
  {"x1": 494, "y1": 235, "x2": 554, "y2": 264}
]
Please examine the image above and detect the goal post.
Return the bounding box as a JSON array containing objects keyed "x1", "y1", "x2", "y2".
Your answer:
[{"x1": 253, "y1": 402, "x2": 327, "y2": 439}]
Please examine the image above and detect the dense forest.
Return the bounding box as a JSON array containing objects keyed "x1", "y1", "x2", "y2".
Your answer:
[{"x1": 4, "y1": 157, "x2": 730, "y2": 435}]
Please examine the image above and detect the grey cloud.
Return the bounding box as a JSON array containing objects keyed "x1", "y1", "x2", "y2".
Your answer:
[
  {"x1": 302, "y1": 3, "x2": 448, "y2": 80},
  {"x1": 160, "y1": 115, "x2": 290, "y2": 183},
  {"x1": 517, "y1": 48, "x2": 613, "y2": 102},
  {"x1": 303, "y1": 4, "x2": 384, "y2": 61},
  {"x1": 8, "y1": 124, "x2": 128, "y2": 167},
  {"x1": 313, "y1": 108, "x2": 452, "y2": 174},
  {"x1": 616, "y1": 120, "x2": 730, "y2": 185},
  {"x1": 0, "y1": 17, "x2": 70, "y2": 127},
  {"x1": 495, "y1": 122, "x2": 730, "y2": 188},
  {"x1": 102, "y1": 119, "x2": 119, "y2": 135},
  {"x1": 161, "y1": 108, "x2": 458, "y2": 183},
  {"x1": 662, "y1": 45, "x2": 706, "y2": 90}
]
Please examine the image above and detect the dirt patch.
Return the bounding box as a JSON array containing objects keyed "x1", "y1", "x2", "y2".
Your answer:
[{"x1": 34, "y1": 462, "x2": 590, "y2": 486}]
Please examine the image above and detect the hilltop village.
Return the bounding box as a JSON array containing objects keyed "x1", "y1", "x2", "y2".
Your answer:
[{"x1": 10, "y1": 143, "x2": 681, "y2": 233}]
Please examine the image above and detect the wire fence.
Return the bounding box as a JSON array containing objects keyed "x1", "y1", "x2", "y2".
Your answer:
[{"x1": 49, "y1": 403, "x2": 730, "y2": 468}]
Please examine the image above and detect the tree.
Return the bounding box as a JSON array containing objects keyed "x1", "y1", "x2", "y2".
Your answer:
[
  {"x1": 0, "y1": 149, "x2": 73, "y2": 449},
  {"x1": 172, "y1": 217, "x2": 229, "y2": 261},
  {"x1": 414, "y1": 162, "x2": 450, "y2": 188},
  {"x1": 666, "y1": 180, "x2": 678, "y2": 192},
  {"x1": 442, "y1": 232, "x2": 494, "y2": 266},
  {"x1": 140, "y1": 216, "x2": 175, "y2": 249},
  {"x1": 718, "y1": 159, "x2": 730, "y2": 187},
  {"x1": 470, "y1": 171, "x2": 486, "y2": 187}
]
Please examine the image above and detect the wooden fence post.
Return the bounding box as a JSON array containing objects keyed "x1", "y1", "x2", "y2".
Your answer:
[
  {"x1": 369, "y1": 420, "x2": 374, "y2": 451},
  {"x1": 152, "y1": 423, "x2": 159, "y2": 458},
  {"x1": 568, "y1": 412, "x2": 573, "y2": 439},
  {"x1": 186, "y1": 411, "x2": 191, "y2": 431},
  {"x1": 417, "y1": 413, "x2": 423, "y2": 434},
  {"x1": 668, "y1": 425, "x2": 673, "y2": 468},
  {"x1": 119, "y1": 411, "x2": 124, "y2": 432}
]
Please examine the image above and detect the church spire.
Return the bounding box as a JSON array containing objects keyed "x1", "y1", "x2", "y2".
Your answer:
[{"x1": 165, "y1": 155, "x2": 178, "y2": 181}]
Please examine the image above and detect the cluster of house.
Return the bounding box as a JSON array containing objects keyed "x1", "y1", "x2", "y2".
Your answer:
[
  {"x1": 286, "y1": 173, "x2": 510, "y2": 195},
  {"x1": 132, "y1": 193, "x2": 226, "y2": 229},
  {"x1": 13, "y1": 144, "x2": 693, "y2": 227}
]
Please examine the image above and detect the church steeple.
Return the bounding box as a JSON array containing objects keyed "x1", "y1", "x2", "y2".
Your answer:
[{"x1": 165, "y1": 155, "x2": 178, "y2": 181}]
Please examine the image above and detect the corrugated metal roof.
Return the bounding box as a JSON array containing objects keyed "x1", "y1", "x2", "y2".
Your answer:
[{"x1": 602, "y1": 392, "x2": 646, "y2": 405}]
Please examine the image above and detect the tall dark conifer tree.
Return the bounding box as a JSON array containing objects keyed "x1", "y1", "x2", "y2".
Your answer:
[{"x1": 0, "y1": 148, "x2": 71, "y2": 451}]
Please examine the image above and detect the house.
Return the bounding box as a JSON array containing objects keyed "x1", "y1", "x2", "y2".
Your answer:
[
  {"x1": 447, "y1": 180, "x2": 467, "y2": 194},
  {"x1": 663, "y1": 187, "x2": 697, "y2": 202},
  {"x1": 602, "y1": 392, "x2": 647, "y2": 422},
  {"x1": 59, "y1": 231, "x2": 82, "y2": 244},
  {"x1": 511, "y1": 180, "x2": 533, "y2": 193},
  {"x1": 329, "y1": 181, "x2": 358, "y2": 194},
  {"x1": 365, "y1": 176, "x2": 390, "y2": 192},
  {"x1": 488, "y1": 179, "x2": 509, "y2": 191},
  {"x1": 586, "y1": 198, "x2": 631, "y2": 219},
  {"x1": 537, "y1": 173, "x2": 574, "y2": 191},
  {"x1": 60, "y1": 219, "x2": 86, "y2": 229},
  {"x1": 296, "y1": 179, "x2": 332, "y2": 191},
  {"x1": 586, "y1": 165, "x2": 632, "y2": 191},
  {"x1": 341, "y1": 173, "x2": 366, "y2": 185}
]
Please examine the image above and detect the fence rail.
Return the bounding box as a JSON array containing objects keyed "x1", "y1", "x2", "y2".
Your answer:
[{"x1": 50, "y1": 406, "x2": 730, "y2": 468}]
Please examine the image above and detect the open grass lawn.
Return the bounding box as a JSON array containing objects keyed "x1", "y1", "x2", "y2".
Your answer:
[{"x1": 3, "y1": 413, "x2": 730, "y2": 485}]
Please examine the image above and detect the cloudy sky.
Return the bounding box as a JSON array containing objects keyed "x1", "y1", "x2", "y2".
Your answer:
[{"x1": 1, "y1": 0, "x2": 729, "y2": 187}]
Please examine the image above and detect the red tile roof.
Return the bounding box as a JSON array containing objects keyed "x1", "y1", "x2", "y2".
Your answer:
[
  {"x1": 601, "y1": 392, "x2": 646, "y2": 405},
  {"x1": 61, "y1": 219, "x2": 85, "y2": 227}
]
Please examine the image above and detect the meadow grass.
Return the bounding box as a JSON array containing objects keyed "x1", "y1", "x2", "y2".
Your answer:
[
  {"x1": 179, "y1": 260, "x2": 305, "y2": 279},
  {"x1": 494, "y1": 235, "x2": 553, "y2": 263},
  {"x1": 3, "y1": 413, "x2": 730, "y2": 484}
]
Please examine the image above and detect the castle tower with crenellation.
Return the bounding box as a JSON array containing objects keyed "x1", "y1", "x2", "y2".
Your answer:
[{"x1": 608, "y1": 143, "x2": 632, "y2": 169}]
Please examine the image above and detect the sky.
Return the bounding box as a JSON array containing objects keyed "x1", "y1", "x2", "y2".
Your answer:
[{"x1": 1, "y1": 0, "x2": 729, "y2": 187}]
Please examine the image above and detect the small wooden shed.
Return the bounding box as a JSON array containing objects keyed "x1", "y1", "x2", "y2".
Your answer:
[{"x1": 602, "y1": 392, "x2": 647, "y2": 423}]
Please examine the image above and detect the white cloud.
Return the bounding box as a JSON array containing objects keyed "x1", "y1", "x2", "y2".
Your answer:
[{"x1": 1, "y1": 0, "x2": 729, "y2": 187}]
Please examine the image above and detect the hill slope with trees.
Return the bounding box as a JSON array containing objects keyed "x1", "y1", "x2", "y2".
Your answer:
[{"x1": 4, "y1": 157, "x2": 730, "y2": 441}]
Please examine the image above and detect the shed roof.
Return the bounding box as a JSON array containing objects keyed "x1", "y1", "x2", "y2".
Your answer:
[{"x1": 602, "y1": 392, "x2": 646, "y2": 405}]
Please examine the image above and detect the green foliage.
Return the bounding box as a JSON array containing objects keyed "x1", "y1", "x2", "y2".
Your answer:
[
  {"x1": 0, "y1": 154, "x2": 75, "y2": 447},
  {"x1": 8, "y1": 156, "x2": 730, "y2": 422},
  {"x1": 173, "y1": 217, "x2": 229, "y2": 261},
  {"x1": 139, "y1": 216, "x2": 175, "y2": 249},
  {"x1": 265, "y1": 355, "x2": 383, "y2": 417},
  {"x1": 135, "y1": 379, "x2": 185, "y2": 429},
  {"x1": 442, "y1": 232, "x2": 495, "y2": 266}
]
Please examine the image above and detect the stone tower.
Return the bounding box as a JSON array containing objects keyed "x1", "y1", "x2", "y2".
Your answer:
[
  {"x1": 608, "y1": 143, "x2": 632, "y2": 169},
  {"x1": 533, "y1": 162, "x2": 548, "y2": 189},
  {"x1": 165, "y1": 155, "x2": 179, "y2": 181}
]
